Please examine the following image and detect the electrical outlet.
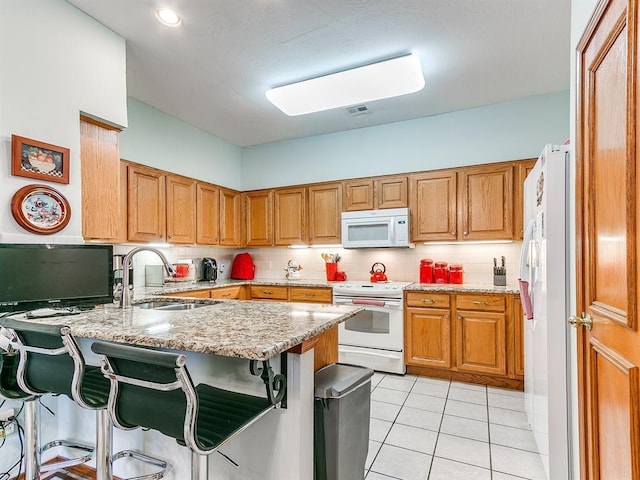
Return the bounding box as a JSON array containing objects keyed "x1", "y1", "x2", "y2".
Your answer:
[
  {"x1": 219, "y1": 263, "x2": 226, "y2": 273},
  {"x1": 0, "y1": 408, "x2": 15, "y2": 437}
]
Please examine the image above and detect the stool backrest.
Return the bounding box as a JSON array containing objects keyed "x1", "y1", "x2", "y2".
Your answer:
[
  {"x1": 0, "y1": 319, "x2": 83, "y2": 401},
  {"x1": 90, "y1": 341, "x2": 198, "y2": 449}
]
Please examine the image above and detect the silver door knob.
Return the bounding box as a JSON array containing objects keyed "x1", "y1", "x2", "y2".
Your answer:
[{"x1": 568, "y1": 313, "x2": 592, "y2": 331}]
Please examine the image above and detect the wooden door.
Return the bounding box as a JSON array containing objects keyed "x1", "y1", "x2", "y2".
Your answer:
[
  {"x1": 375, "y1": 175, "x2": 408, "y2": 209},
  {"x1": 219, "y1": 188, "x2": 242, "y2": 246},
  {"x1": 455, "y1": 310, "x2": 506, "y2": 376},
  {"x1": 196, "y1": 182, "x2": 219, "y2": 245},
  {"x1": 244, "y1": 190, "x2": 273, "y2": 246},
  {"x1": 166, "y1": 174, "x2": 196, "y2": 244},
  {"x1": 126, "y1": 163, "x2": 166, "y2": 242},
  {"x1": 79, "y1": 117, "x2": 121, "y2": 241},
  {"x1": 274, "y1": 187, "x2": 306, "y2": 245},
  {"x1": 308, "y1": 183, "x2": 342, "y2": 244},
  {"x1": 406, "y1": 307, "x2": 451, "y2": 369},
  {"x1": 576, "y1": 0, "x2": 640, "y2": 478},
  {"x1": 410, "y1": 170, "x2": 457, "y2": 241},
  {"x1": 459, "y1": 164, "x2": 514, "y2": 240},
  {"x1": 343, "y1": 179, "x2": 374, "y2": 211},
  {"x1": 513, "y1": 158, "x2": 537, "y2": 240}
]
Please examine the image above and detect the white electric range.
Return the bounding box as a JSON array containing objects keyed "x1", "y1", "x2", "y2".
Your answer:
[{"x1": 332, "y1": 281, "x2": 412, "y2": 374}]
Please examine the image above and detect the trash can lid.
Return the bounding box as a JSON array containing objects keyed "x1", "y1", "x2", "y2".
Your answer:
[{"x1": 314, "y1": 363, "x2": 374, "y2": 399}]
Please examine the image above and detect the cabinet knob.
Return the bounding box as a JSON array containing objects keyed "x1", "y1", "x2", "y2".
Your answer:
[
  {"x1": 457, "y1": 314, "x2": 462, "y2": 320},
  {"x1": 451, "y1": 230, "x2": 456, "y2": 236},
  {"x1": 463, "y1": 231, "x2": 468, "y2": 236}
]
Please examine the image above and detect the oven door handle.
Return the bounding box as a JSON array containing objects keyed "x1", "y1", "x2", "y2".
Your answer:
[
  {"x1": 340, "y1": 348, "x2": 401, "y2": 359},
  {"x1": 351, "y1": 299, "x2": 386, "y2": 307}
]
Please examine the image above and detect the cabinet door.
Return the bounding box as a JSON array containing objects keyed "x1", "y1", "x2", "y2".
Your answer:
[
  {"x1": 343, "y1": 179, "x2": 374, "y2": 211},
  {"x1": 244, "y1": 190, "x2": 273, "y2": 246},
  {"x1": 375, "y1": 176, "x2": 408, "y2": 209},
  {"x1": 455, "y1": 310, "x2": 506, "y2": 375},
  {"x1": 219, "y1": 188, "x2": 242, "y2": 246},
  {"x1": 513, "y1": 158, "x2": 537, "y2": 240},
  {"x1": 514, "y1": 296, "x2": 524, "y2": 377},
  {"x1": 196, "y1": 182, "x2": 220, "y2": 245},
  {"x1": 274, "y1": 187, "x2": 306, "y2": 245},
  {"x1": 405, "y1": 307, "x2": 452, "y2": 369},
  {"x1": 80, "y1": 117, "x2": 121, "y2": 241},
  {"x1": 459, "y1": 164, "x2": 514, "y2": 240},
  {"x1": 166, "y1": 174, "x2": 196, "y2": 244},
  {"x1": 126, "y1": 163, "x2": 166, "y2": 242},
  {"x1": 308, "y1": 183, "x2": 342, "y2": 244},
  {"x1": 410, "y1": 171, "x2": 457, "y2": 241}
]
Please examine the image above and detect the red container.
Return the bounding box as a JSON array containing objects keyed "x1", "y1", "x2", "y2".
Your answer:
[
  {"x1": 434, "y1": 261, "x2": 449, "y2": 283},
  {"x1": 230, "y1": 253, "x2": 255, "y2": 279},
  {"x1": 419, "y1": 259, "x2": 434, "y2": 283},
  {"x1": 449, "y1": 264, "x2": 464, "y2": 284},
  {"x1": 325, "y1": 262, "x2": 338, "y2": 281}
]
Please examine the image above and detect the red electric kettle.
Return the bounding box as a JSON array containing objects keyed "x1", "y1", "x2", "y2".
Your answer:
[{"x1": 370, "y1": 262, "x2": 388, "y2": 282}]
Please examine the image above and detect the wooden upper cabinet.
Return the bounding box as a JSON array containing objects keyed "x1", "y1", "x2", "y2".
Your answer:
[
  {"x1": 79, "y1": 117, "x2": 121, "y2": 241},
  {"x1": 219, "y1": 188, "x2": 242, "y2": 246},
  {"x1": 308, "y1": 183, "x2": 342, "y2": 244},
  {"x1": 343, "y1": 179, "x2": 374, "y2": 211},
  {"x1": 196, "y1": 182, "x2": 220, "y2": 245},
  {"x1": 513, "y1": 158, "x2": 537, "y2": 240},
  {"x1": 126, "y1": 163, "x2": 166, "y2": 243},
  {"x1": 244, "y1": 190, "x2": 274, "y2": 246},
  {"x1": 375, "y1": 176, "x2": 408, "y2": 209},
  {"x1": 166, "y1": 174, "x2": 196, "y2": 244},
  {"x1": 410, "y1": 171, "x2": 457, "y2": 242},
  {"x1": 274, "y1": 187, "x2": 306, "y2": 245},
  {"x1": 459, "y1": 164, "x2": 514, "y2": 240}
]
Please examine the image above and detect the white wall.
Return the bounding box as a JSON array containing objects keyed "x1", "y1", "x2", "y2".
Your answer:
[
  {"x1": 569, "y1": 1, "x2": 599, "y2": 479},
  {"x1": 0, "y1": 0, "x2": 127, "y2": 475},
  {"x1": 120, "y1": 98, "x2": 243, "y2": 190},
  {"x1": 0, "y1": 0, "x2": 127, "y2": 244},
  {"x1": 241, "y1": 91, "x2": 569, "y2": 190}
]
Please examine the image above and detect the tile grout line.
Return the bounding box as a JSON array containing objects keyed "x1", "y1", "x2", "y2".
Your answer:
[{"x1": 424, "y1": 378, "x2": 451, "y2": 480}]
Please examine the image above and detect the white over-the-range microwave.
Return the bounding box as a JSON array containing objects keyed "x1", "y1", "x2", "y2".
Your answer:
[{"x1": 341, "y1": 207, "x2": 411, "y2": 248}]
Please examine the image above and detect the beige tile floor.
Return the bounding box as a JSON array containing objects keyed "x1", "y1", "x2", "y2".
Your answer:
[{"x1": 365, "y1": 373, "x2": 547, "y2": 480}]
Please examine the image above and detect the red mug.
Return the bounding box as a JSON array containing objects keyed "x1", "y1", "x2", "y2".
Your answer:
[{"x1": 335, "y1": 271, "x2": 347, "y2": 281}]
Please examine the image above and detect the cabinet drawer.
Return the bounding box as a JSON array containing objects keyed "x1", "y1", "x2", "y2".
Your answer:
[
  {"x1": 288, "y1": 287, "x2": 332, "y2": 304},
  {"x1": 405, "y1": 292, "x2": 450, "y2": 309},
  {"x1": 250, "y1": 285, "x2": 288, "y2": 300},
  {"x1": 163, "y1": 289, "x2": 210, "y2": 299},
  {"x1": 456, "y1": 294, "x2": 505, "y2": 312},
  {"x1": 210, "y1": 286, "x2": 244, "y2": 300}
]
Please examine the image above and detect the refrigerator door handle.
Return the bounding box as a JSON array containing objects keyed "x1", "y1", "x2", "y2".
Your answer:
[{"x1": 518, "y1": 219, "x2": 536, "y2": 320}]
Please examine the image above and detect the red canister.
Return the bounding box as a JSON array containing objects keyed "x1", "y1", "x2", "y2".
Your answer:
[
  {"x1": 419, "y1": 259, "x2": 434, "y2": 283},
  {"x1": 449, "y1": 264, "x2": 464, "y2": 284},
  {"x1": 434, "y1": 261, "x2": 448, "y2": 283}
]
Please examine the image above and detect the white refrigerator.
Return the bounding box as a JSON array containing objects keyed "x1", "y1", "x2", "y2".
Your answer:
[{"x1": 518, "y1": 144, "x2": 571, "y2": 480}]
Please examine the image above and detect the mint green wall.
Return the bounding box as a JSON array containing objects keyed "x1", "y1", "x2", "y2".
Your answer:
[
  {"x1": 241, "y1": 91, "x2": 569, "y2": 190},
  {"x1": 120, "y1": 99, "x2": 243, "y2": 190}
]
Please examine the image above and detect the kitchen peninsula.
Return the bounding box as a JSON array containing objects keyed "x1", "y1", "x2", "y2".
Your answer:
[{"x1": 7, "y1": 299, "x2": 362, "y2": 479}]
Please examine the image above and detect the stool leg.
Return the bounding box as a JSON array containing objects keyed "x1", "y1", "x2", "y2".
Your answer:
[
  {"x1": 95, "y1": 410, "x2": 112, "y2": 480},
  {"x1": 191, "y1": 452, "x2": 208, "y2": 480},
  {"x1": 23, "y1": 398, "x2": 40, "y2": 480}
]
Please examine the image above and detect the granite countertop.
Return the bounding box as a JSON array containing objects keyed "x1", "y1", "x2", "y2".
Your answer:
[
  {"x1": 7, "y1": 299, "x2": 362, "y2": 360},
  {"x1": 140, "y1": 278, "x2": 520, "y2": 296}
]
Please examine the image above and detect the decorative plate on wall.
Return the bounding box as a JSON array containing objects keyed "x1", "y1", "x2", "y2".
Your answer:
[{"x1": 11, "y1": 184, "x2": 71, "y2": 234}]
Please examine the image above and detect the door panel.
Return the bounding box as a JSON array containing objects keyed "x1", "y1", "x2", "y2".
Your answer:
[{"x1": 577, "y1": 0, "x2": 640, "y2": 477}]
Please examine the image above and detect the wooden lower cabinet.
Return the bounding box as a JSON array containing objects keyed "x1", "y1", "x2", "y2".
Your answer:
[
  {"x1": 406, "y1": 291, "x2": 522, "y2": 389},
  {"x1": 164, "y1": 289, "x2": 211, "y2": 299},
  {"x1": 210, "y1": 285, "x2": 246, "y2": 300}
]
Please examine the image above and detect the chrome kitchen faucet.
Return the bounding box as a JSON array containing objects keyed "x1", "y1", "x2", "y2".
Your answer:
[{"x1": 119, "y1": 247, "x2": 176, "y2": 309}]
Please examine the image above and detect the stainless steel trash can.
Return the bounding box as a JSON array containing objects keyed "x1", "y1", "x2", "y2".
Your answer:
[{"x1": 314, "y1": 363, "x2": 374, "y2": 480}]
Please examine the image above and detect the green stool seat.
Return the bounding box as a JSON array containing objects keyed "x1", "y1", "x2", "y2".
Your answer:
[{"x1": 0, "y1": 351, "x2": 32, "y2": 400}]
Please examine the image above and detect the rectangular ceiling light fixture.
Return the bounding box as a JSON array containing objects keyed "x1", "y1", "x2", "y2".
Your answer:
[{"x1": 265, "y1": 53, "x2": 425, "y2": 116}]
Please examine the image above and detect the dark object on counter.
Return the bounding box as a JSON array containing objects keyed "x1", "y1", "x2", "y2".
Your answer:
[
  {"x1": 231, "y1": 253, "x2": 255, "y2": 279},
  {"x1": 314, "y1": 363, "x2": 373, "y2": 480},
  {"x1": 493, "y1": 256, "x2": 506, "y2": 285},
  {"x1": 202, "y1": 257, "x2": 218, "y2": 282},
  {"x1": 369, "y1": 262, "x2": 387, "y2": 282},
  {"x1": 420, "y1": 258, "x2": 434, "y2": 283}
]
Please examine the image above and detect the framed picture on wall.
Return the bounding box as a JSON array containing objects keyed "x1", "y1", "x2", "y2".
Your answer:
[{"x1": 11, "y1": 134, "x2": 70, "y2": 184}]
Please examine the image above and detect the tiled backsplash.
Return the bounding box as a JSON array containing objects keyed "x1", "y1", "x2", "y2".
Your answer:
[{"x1": 115, "y1": 242, "x2": 522, "y2": 288}]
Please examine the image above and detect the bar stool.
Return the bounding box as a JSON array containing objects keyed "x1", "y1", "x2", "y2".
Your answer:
[
  {"x1": 1, "y1": 319, "x2": 166, "y2": 480},
  {"x1": 91, "y1": 341, "x2": 281, "y2": 480}
]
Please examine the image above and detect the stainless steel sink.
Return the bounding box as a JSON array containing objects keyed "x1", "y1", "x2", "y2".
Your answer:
[{"x1": 135, "y1": 301, "x2": 208, "y2": 311}]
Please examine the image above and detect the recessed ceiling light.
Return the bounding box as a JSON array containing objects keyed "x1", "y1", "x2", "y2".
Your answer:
[
  {"x1": 155, "y1": 8, "x2": 183, "y2": 27},
  {"x1": 265, "y1": 54, "x2": 425, "y2": 116}
]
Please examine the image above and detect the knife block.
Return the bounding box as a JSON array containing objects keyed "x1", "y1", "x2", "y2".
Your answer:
[{"x1": 493, "y1": 274, "x2": 506, "y2": 286}]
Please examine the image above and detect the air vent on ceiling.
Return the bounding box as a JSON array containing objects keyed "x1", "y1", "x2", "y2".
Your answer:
[{"x1": 345, "y1": 104, "x2": 370, "y2": 116}]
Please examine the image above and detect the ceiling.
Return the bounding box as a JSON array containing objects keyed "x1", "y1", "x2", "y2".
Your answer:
[{"x1": 66, "y1": 0, "x2": 571, "y2": 147}]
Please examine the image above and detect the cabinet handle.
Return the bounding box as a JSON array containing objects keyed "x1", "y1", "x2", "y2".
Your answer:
[
  {"x1": 262, "y1": 290, "x2": 273, "y2": 294},
  {"x1": 472, "y1": 300, "x2": 488, "y2": 305},
  {"x1": 222, "y1": 293, "x2": 231, "y2": 297},
  {"x1": 305, "y1": 293, "x2": 315, "y2": 297},
  {"x1": 421, "y1": 298, "x2": 435, "y2": 304}
]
